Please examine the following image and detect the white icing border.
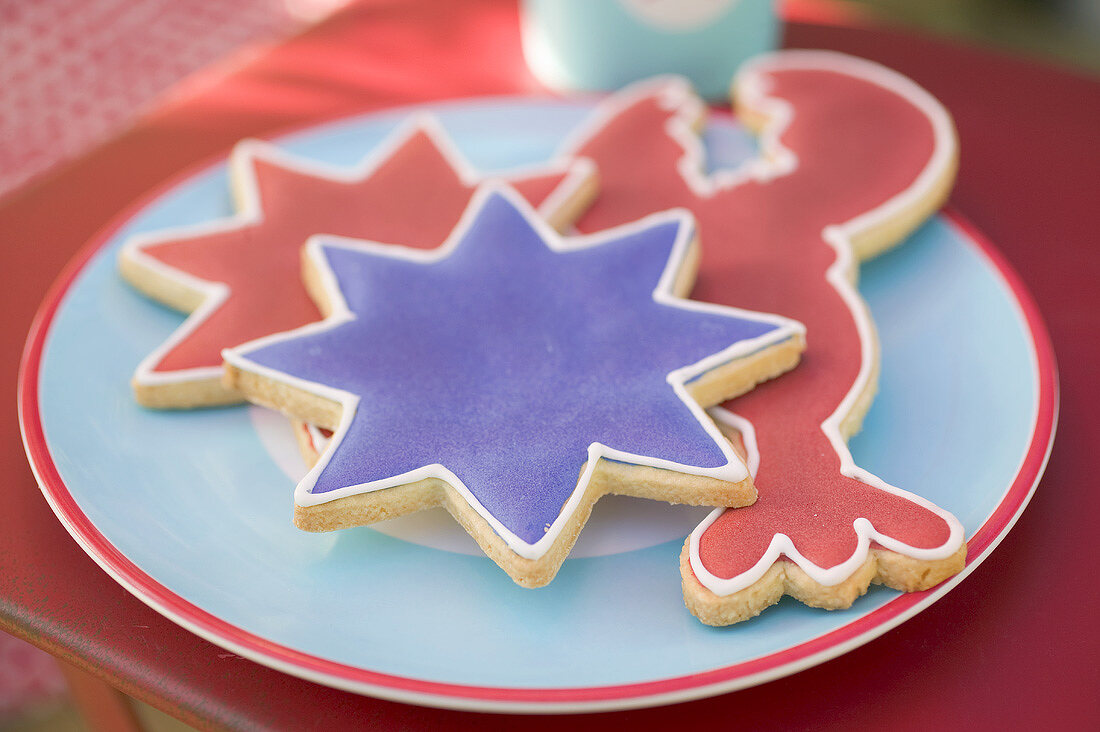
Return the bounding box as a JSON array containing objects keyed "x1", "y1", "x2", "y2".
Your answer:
[
  {"x1": 305, "y1": 422, "x2": 329, "y2": 454},
  {"x1": 552, "y1": 72, "x2": 797, "y2": 200},
  {"x1": 224, "y1": 183, "x2": 803, "y2": 561},
  {"x1": 554, "y1": 51, "x2": 965, "y2": 593},
  {"x1": 119, "y1": 114, "x2": 597, "y2": 391}
]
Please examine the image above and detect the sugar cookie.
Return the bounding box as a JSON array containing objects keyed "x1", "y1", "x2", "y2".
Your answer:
[
  {"x1": 556, "y1": 51, "x2": 965, "y2": 623},
  {"x1": 224, "y1": 186, "x2": 804, "y2": 587}
]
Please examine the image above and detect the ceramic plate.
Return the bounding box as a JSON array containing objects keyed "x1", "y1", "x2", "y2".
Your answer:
[{"x1": 19, "y1": 99, "x2": 1057, "y2": 712}]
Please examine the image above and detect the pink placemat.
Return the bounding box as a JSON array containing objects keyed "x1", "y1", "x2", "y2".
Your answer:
[{"x1": 0, "y1": 0, "x2": 294, "y2": 199}]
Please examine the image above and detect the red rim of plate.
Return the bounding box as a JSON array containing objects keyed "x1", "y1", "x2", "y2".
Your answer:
[{"x1": 17, "y1": 167, "x2": 1058, "y2": 711}]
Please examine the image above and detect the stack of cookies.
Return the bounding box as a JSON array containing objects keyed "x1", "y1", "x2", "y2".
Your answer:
[{"x1": 118, "y1": 51, "x2": 966, "y2": 626}]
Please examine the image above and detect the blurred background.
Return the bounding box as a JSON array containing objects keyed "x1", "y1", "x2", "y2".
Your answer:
[
  {"x1": 849, "y1": 0, "x2": 1100, "y2": 72},
  {"x1": 1, "y1": 0, "x2": 1098, "y2": 202},
  {"x1": 1, "y1": 0, "x2": 1097, "y2": 730}
]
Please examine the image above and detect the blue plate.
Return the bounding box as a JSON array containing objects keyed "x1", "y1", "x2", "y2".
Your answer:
[{"x1": 23, "y1": 99, "x2": 1056, "y2": 712}]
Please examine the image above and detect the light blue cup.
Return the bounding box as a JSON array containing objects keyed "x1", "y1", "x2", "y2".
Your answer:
[{"x1": 521, "y1": 0, "x2": 779, "y2": 100}]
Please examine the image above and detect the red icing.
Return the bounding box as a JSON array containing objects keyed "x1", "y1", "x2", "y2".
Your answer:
[
  {"x1": 145, "y1": 126, "x2": 573, "y2": 372},
  {"x1": 569, "y1": 66, "x2": 953, "y2": 577}
]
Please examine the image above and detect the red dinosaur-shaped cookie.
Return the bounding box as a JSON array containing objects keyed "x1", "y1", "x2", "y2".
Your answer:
[{"x1": 559, "y1": 51, "x2": 966, "y2": 624}]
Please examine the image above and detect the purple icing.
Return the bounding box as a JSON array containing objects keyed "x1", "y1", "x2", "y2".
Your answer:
[{"x1": 241, "y1": 190, "x2": 782, "y2": 545}]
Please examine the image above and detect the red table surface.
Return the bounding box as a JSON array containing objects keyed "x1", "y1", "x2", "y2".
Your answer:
[{"x1": 3, "y1": 1, "x2": 1098, "y2": 729}]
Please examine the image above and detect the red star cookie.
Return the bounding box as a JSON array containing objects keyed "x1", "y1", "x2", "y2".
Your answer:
[{"x1": 119, "y1": 116, "x2": 597, "y2": 407}]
